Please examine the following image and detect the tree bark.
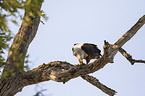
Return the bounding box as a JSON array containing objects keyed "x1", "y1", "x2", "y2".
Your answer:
[
  {"x1": 2, "y1": 0, "x2": 43, "y2": 77},
  {"x1": 0, "y1": 0, "x2": 43, "y2": 95},
  {"x1": 0, "y1": 1, "x2": 145, "y2": 95}
]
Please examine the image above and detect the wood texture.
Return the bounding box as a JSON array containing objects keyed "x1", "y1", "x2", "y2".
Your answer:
[{"x1": 0, "y1": 1, "x2": 145, "y2": 95}]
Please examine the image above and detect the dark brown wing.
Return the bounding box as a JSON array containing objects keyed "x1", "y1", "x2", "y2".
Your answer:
[{"x1": 81, "y1": 43, "x2": 101, "y2": 57}]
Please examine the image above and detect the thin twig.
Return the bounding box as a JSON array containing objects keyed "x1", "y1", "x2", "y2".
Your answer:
[{"x1": 118, "y1": 47, "x2": 145, "y2": 65}]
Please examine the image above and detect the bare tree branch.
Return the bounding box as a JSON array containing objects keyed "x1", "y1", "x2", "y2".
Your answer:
[
  {"x1": 108, "y1": 44, "x2": 145, "y2": 65},
  {"x1": 20, "y1": 40, "x2": 114, "y2": 95},
  {"x1": 108, "y1": 15, "x2": 145, "y2": 62},
  {"x1": 0, "y1": 1, "x2": 145, "y2": 94},
  {"x1": 19, "y1": 15, "x2": 145, "y2": 96},
  {"x1": 115, "y1": 15, "x2": 145, "y2": 47},
  {"x1": 118, "y1": 47, "x2": 145, "y2": 65},
  {"x1": 81, "y1": 75, "x2": 117, "y2": 96}
]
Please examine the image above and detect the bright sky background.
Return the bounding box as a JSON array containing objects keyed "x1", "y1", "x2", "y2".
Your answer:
[{"x1": 9, "y1": 0, "x2": 145, "y2": 96}]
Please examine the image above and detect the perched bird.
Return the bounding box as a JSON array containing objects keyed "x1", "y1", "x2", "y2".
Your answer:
[{"x1": 72, "y1": 43, "x2": 101, "y2": 64}]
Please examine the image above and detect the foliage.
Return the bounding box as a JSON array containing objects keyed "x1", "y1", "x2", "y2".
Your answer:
[
  {"x1": 0, "y1": 32, "x2": 12, "y2": 67},
  {"x1": 0, "y1": 0, "x2": 47, "y2": 68},
  {"x1": 0, "y1": 0, "x2": 23, "y2": 67}
]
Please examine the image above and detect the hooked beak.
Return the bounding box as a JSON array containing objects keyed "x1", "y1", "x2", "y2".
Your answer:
[{"x1": 79, "y1": 59, "x2": 83, "y2": 63}]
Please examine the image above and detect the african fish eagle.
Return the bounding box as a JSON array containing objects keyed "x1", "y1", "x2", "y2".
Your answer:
[{"x1": 72, "y1": 43, "x2": 101, "y2": 64}]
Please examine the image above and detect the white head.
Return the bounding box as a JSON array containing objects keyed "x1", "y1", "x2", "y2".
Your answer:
[{"x1": 72, "y1": 43, "x2": 87, "y2": 63}]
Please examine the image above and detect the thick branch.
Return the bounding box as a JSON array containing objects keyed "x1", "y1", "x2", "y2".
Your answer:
[
  {"x1": 1, "y1": 8, "x2": 145, "y2": 95},
  {"x1": 2, "y1": 0, "x2": 43, "y2": 77},
  {"x1": 109, "y1": 15, "x2": 145, "y2": 61},
  {"x1": 115, "y1": 15, "x2": 145, "y2": 47},
  {"x1": 21, "y1": 56, "x2": 110, "y2": 85},
  {"x1": 20, "y1": 15, "x2": 145, "y2": 95}
]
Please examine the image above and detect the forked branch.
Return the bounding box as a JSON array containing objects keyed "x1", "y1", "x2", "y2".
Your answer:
[
  {"x1": 118, "y1": 47, "x2": 145, "y2": 65},
  {"x1": 1, "y1": 8, "x2": 145, "y2": 95},
  {"x1": 22, "y1": 15, "x2": 145, "y2": 96}
]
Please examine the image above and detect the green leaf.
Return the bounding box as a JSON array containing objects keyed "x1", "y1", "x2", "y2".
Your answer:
[{"x1": 11, "y1": 19, "x2": 18, "y2": 25}]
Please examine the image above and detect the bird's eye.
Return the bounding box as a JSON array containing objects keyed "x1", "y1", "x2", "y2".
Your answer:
[{"x1": 74, "y1": 52, "x2": 77, "y2": 56}]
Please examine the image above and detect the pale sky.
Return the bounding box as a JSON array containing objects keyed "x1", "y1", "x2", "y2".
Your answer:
[{"x1": 11, "y1": 0, "x2": 145, "y2": 96}]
